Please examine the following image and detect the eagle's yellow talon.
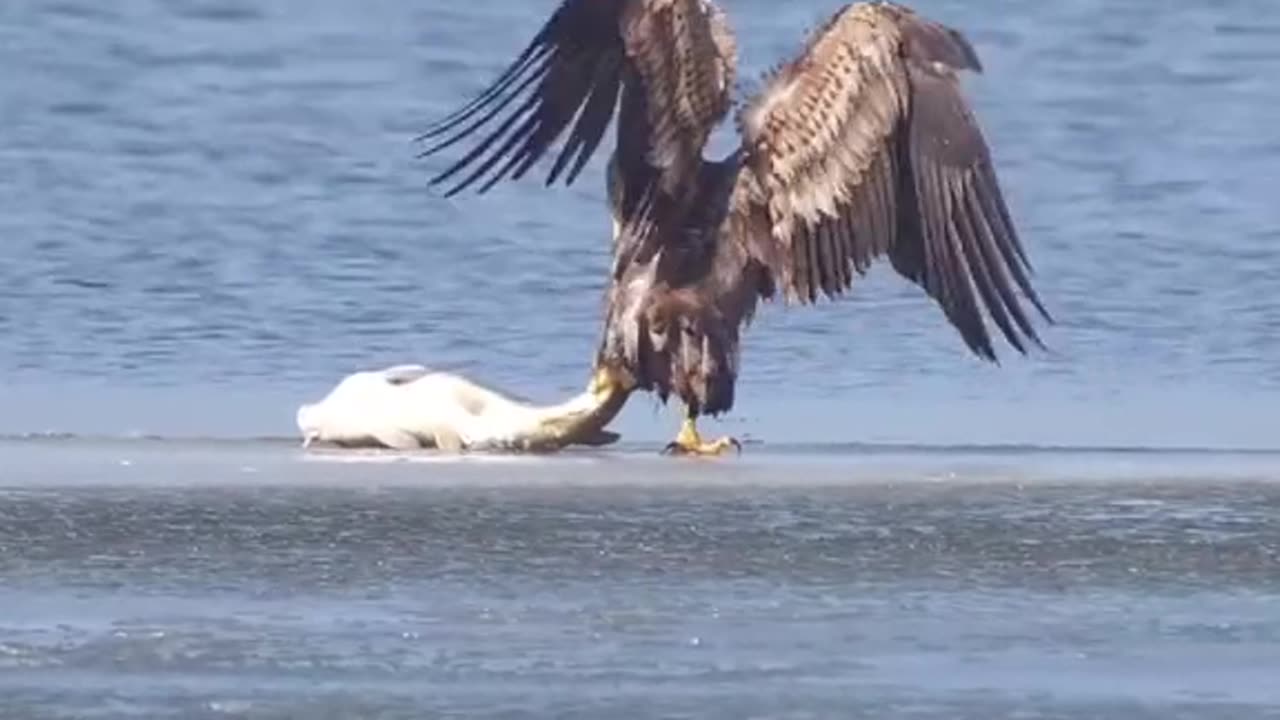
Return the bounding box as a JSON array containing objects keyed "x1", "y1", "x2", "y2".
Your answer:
[
  {"x1": 662, "y1": 419, "x2": 741, "y2": 457},
  {"x1": 588, "y1": 364, "x2": 635, "y2": 399}
]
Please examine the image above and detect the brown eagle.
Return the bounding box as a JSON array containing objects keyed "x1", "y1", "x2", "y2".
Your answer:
[{"x1": 417, "y1": 0, "x2": 1052, "y2": 455}]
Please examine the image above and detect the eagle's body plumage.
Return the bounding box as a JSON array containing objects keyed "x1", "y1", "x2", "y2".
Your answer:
[{"x1": 418, "y1": 0, "x2": 1052, "y2": 454}]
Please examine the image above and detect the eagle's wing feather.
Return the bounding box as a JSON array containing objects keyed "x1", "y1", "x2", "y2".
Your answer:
[
  {"x1": 417, "y1": 0, "x2": 627, "y2": 195},
  {"x1": 618, "y1": 0, "x2": 735, "y2": 192},
  {"x1": 727, "y1": 2, "x2": 1050, "y2": 360},
  {"x1": 417, "y1": 0, "x2": 735, "y2": 214}
]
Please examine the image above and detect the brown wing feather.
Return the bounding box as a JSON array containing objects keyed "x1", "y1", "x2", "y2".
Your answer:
[
  {"x1": 608, "y1": 0, "x2": 736, "y2": 274},
  {"x1": 727, "y1": 1, "x2": 1051, "y2": 361},
  {"x1": 417, "y1": 0, "x2": 734, "y2": 211},
  {"x1": 620, "y1": 0, "x2": 735, "y2": 192}
]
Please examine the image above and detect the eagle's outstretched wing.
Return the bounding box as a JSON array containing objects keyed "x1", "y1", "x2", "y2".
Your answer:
[
  {"x1": 726, "y1": 2, "x2": 1050, "y2": 360},
  {"x1": 416, "y1": 0, "x2": 736, "y2": 213}
]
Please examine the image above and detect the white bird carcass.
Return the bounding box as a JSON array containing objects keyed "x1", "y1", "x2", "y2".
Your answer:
[{"x1": 295, "y1": 364, "x2": 623, "y2": 453}]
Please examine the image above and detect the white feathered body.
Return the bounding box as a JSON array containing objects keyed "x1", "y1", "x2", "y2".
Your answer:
[{"x1": 296, "y1": 364, "x2": 617, "y2": 452}]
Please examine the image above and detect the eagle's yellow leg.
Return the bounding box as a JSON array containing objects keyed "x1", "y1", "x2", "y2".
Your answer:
[
  {"x1": 588, "y1": 363, "x2": 634, "y2": 402},
  {"x1": 586, "y1": 364, "x2": 739, "y2": 456},
  {"x1": 662, "y1": 417, "x2": 742, "y2": 457}
]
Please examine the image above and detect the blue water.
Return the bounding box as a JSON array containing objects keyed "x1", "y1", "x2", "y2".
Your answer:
[
  {"x1": 2, "y1": 0, "x2": 1279, "y2": 447},
  {"x1": 3, "y1": 443, "x2": 1280, "y2": 719},
  {"x1": 3, "y1": 1, "x2": 1280, "y2": 717}
]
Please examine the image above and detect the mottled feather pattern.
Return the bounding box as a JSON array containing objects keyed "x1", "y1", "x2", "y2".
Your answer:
[
  {"x1": 597, "y1": 263, "x2": 739, "y2": 414},
  {"x1": 725, "y1": 3, "x2": 1049, "y2": 356},
  {"x1": 739, "y1": 6, "x2": 904, "y2": 250},
  {"x1": 622, "y1": 0, "x2": 734, "y2": 191},
  {"x1": 598, "y1": 156, "x2": 763, "y2": 416}
]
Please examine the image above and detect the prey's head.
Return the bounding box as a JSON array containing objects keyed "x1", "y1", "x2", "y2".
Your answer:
[
  {"x1": 296, "y1": 402, "x2": 326, "y2": 448},
  {"x1": 294, "y1": 367, "x2": 424, "y2": 451}
]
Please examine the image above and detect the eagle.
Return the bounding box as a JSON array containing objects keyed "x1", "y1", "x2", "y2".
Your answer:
[{"x1": 416, "y1": 0, "x2": 1052, "y2": 455}]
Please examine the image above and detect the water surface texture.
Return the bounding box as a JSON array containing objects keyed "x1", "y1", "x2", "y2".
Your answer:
[
  {"x1": 1, "y1": 0, "x2": 1278, "y2": 446},
  {"x1": 2, "y1": 444, "x2": 1280, "y2": 718}
]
